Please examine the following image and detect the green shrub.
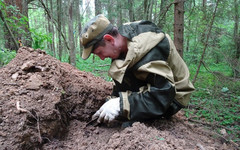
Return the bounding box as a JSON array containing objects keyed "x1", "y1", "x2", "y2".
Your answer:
[{"x1": 0, "y1": 49, "x2": 16, "y2": 67}]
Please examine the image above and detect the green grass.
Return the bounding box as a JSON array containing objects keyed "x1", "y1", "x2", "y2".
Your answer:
[
  {"x1": 76, "y1": 54, "x2": 112, "y2": 81},
  {"x1": 186, "y1": 61, "x2": 240, "y2": 144}
]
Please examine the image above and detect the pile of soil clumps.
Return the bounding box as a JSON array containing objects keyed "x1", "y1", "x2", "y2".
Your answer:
[
  {"x1": 0, "y1": 47, "x2": 237, "y2": 150},
  {"x1": 0, "y1": 47, "x2": 112, "y2": 149}
]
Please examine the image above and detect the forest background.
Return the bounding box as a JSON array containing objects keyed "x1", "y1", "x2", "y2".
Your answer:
[{"x1": 0, "y1": 0, "x2": 239, "y2": 145}]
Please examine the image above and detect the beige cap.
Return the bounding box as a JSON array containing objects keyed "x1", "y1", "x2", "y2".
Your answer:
[{"x1": 80, "y1": 14, "x2": 113, "y2": 60}]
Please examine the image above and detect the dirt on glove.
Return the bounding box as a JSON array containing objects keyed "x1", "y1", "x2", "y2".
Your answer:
[{"x1": 0, "y1": 47, "x2": 237, "y2": 150}]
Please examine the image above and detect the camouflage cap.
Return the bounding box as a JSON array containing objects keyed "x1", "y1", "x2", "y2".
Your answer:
[{"x1": 80, "y1": 14, "x2": 113, "y2": 60}]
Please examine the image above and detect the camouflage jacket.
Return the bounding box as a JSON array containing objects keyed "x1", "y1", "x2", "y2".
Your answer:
[{"x1": 108, "y1": 20, "x2": 195, "y2": 121}]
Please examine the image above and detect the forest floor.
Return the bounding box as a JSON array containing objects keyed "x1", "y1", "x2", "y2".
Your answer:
[{"x1": 0, "y1": 47, "x2": 238, "y2": 150}]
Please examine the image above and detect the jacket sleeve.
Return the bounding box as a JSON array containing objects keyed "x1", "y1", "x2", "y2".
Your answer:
[{"x1": 118, "y1": 74, "x2": 181, "y2": 121}]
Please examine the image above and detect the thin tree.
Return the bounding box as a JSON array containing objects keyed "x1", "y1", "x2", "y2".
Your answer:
[
  {"x1": 192, "y1": 0, "x2": 220, "y2": 85},
  {"x1": 46, "y1": 0, "x2": 51, "y2": 51},
  {"x1": 57, "y1": 0, "x2": 63, "y2": 61},
  {"x1": 234, "y1": 0, "x2": 239, "y2": 59},
  {"x1": 201, "y1": 0, "x2": 207, "y2": 44},
  {"x1": 185, "y1": 1, "x2": 193, "y2": 52},
  {"x1": 50, "y1": 0, "x2": 56, "y2": 57},
  {"x1": 21, "y1": 0, "x2": 34, "y2": 47},
  {"x1": 39, "y1": 0, "x2": 70, "y2": 51},
  {"x1": 67, "y1": 0, "x2": 76, "y2": 66},
  {"x1": 117, "y1": 0, "x2": 123, "y2": 26},
  {"x1": 62, "y1": 1, "x2": 67, "y2": 50},
  {"x1": 174, "y1": 0, "x2": 184, "y2": 57},
  {"x1": 157, "y1": 0, "x2": 170, "y2": 29},
  {"x1": 144, "y1": 0, "x2": 150, "y2": 20},
  {"x1": 107, "y1": 0, "x2": 114, "y2": 23},
  {"x1": 92, "y1": 0, "x2": 102, "y2": 63},
  {"x1": 233, "y1": 0, "x2": 240, "y2": 77},
  {"x1": 95, "y1": 0, "x2": 101, "y2": 15},
  {"x1": 148, "y1": 0, "x2": 154, "y2": 21},
  {"x1": 128, "y1": 0, "x2": 134, "y2": 22},
  {"x1": 77, "y1": 0, "x2": 83, "y2": 57},
  {"x1": 153, "y1": 0, "x2": 158, "y2": 22},
  {"x1": 75, "y1": 0, "x2": 80, "y2": 54}
]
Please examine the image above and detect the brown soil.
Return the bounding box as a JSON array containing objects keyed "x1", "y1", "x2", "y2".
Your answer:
[{"x1": 0, "y1": 47, "x2": 238, "y2": 150}]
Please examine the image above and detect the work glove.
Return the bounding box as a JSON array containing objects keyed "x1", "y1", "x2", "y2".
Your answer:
[{"x1": 92, "y1": 97, "x2": 120, "y2": 124}]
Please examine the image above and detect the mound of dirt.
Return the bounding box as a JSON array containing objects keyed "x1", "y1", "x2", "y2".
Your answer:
[
  {"x1": 0, "y1": 47, "x2": 112, "y2": 149},
  {"x1": 0, "y1": 47, "x2": 238, "y2": 150}
]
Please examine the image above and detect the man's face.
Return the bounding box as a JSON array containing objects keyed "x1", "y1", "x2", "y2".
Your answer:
[{"x1": 92, "y1": 37, "x2": 121, "y2": 60}]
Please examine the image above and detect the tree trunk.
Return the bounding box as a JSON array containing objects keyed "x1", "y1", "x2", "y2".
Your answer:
[
  {"x1": 233, "y1": 0, "x2": 240, "y2": 77},
  {"x1": 186, "y1": 19, "x2": 191, "y2": 52},
  {"x1": 21, "y1": 0, "x2": 32, "y2": 47},
  {"x1": 77, "y1": 0, "x2": 83, "y2": 57},
  {"x1": 174, "y1": 0, "x2": 184, "y2": 57},
  {"x1": 186, "y1": 1, "x2": 192, "y2": 52},
  {"x1": 50, "y1": 0, "x2": 56, "y2": 57},
  {"x1": 46, "y1": 0, "x2": 51, "y2": 51},
  {"x1": 201, "y1": 0, "x2": 207, "y2": 43},
  {"x1": 153, "y1": 0, "x2": 157, "y2": 22},
  {"x1": 234, "y1": 0, "x2": 239, "y2": 59},
  {"x1": 95, "y1": 0, "x2": 101, "y2": 15},
  {"x1": 107, "y1": 0, "x2": 114, "y2": 23},
  {"x1": 67, "y1": 0, "x2": 76, "y2": 66},
  {"x1": 75, "y1": 0, "x2": 81, "y2": 58},
  {"x1": 92, "y1": 0, "x2": 102, "y2": 63},
  {"x1": 148, "y1": 0, "x2": 153, "y2": 21},
  {"x1": 144, "y1": 0, "x2": 150, "y2": 20},
  {"x1": 117, "y1": 0, "x2": 123, "y2": 26},
  {"x1": 57, "y1": 0, "x2": 63, "y2": 61},
  {"x1": 128, "y1": 0, "x2": 134, "y2": 22},
  {"x1": 62, "y1": 5, "x2": 67, "y2": 51}
]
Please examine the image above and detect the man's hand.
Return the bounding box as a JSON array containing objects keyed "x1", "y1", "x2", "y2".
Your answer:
[{"x1": 92, "y1": 97, "x2": 120, "y2": 124}]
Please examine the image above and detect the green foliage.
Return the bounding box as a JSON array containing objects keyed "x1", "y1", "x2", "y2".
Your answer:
[
  {"x1": 0, "y1": 0, "x2": 6, "y2": 10},
  {"x1": 0, "y1": 1, "x2": 31, "y2": 50},
  {"x1": 28, "y1": 5, "x2": 52, "y2": 50},
  {"x1": 30, "y1": 28, "x2": 52, "y2": 49},
  {"x1": 4, "y1": 5, "x2": 28, "y2": 34},
  {"x1": 0, "y1": 49, "x2": 16, "y2": 67},
  {"x1": 183, "y1": 2, "x2": 239, "y2": 143},
  {"x1": 185, "y1": 57, "x2": 240, "y2": 143}
]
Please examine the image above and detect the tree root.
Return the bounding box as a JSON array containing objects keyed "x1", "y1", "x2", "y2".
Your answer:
[{"x1": 16, "y1": 101, "x2": 43, "y2": 144}]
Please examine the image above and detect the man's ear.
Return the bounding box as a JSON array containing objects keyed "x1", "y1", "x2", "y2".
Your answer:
[{"x1": 103, "y1": 34, "x2": 114, "y2": 44}]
